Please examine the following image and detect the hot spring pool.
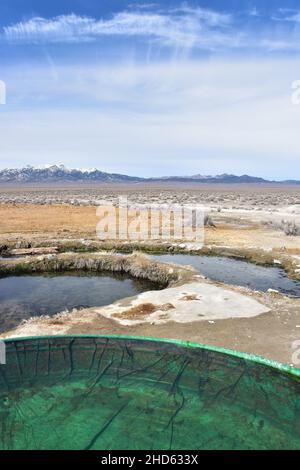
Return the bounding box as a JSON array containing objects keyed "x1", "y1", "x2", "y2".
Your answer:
[
  {"x1": 0, "y1": 273, "x2": 159, "y2": 333},
  {"x1": 0, "y1": 336, "x2": 299, "y2": 450}
]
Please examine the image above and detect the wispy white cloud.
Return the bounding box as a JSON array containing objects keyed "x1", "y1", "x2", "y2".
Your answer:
[
  {"x1": 282, "y1": 12, "x2": 300, "y2": 22},
  {"x1": 4, "y1": 14, "x2": 98, "y2": 44},
  {"x1": 3, "y1": 6, "x2": 300, "y2": 53},
  {"x1": 168, "y1": 5, "x2": 232, "y2": 27},
  {"x1": 2, "y1": 8, "x2": 233, "y2": 49},
  {"x1": 272, "y1": 8, "x2": 300, "y2": 22},
  {"x1": 1, "y1": 5, "x2": 300, "y2": 178},
  {"x1": 248, "y1": 7, "x2": 260, "y2": 17},
  {"x1": 1, "y1": 58, "x2": 300, "y2": 178}
]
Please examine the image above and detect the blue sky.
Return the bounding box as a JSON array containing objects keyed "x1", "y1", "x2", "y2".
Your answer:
[{"x1": 0, "y1": 1, "x2": 300, "y2": 179}]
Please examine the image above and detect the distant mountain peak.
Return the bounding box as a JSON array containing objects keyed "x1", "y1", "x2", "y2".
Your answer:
[
  {"x1": 0, "y1": 165, "x2": 142, "y2": 183},
  {"x1": 0, "y1": 165, "x2": 299, "y2": 184}
]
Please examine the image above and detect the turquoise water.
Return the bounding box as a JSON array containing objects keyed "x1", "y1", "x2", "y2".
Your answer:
[{"x1": 1, "y1": 336, "x2": 300, "y2": 450}]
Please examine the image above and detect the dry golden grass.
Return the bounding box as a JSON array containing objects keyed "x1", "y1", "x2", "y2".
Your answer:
[
  {"x1": 1, "y1": 203, "x2": 299, "y2": 253},
  {"x1": 0, "y1": 203, "x2": 97, "y2": 235},
  {"x1": 113, "y1": 302, "x2": 175, "y2": 320},
  {"x1": 113, "y1": 303, "x2": 157, "y2": 320},
  {"x1": 180, "y1": 294, "x2": 201, "y2": 301}
]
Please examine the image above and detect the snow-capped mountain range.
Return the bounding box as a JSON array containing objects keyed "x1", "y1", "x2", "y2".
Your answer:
[
  {"x1": 0, "y1": 165, "x2": 141, "y2": 183},
  {"x1": 0, "y1": 165, "x2": 298, "y2": 184}
]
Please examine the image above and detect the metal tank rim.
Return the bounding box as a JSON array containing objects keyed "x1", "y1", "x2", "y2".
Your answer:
[{"x1": 2, "y1": 334, "x2": 300, "y2": 379}]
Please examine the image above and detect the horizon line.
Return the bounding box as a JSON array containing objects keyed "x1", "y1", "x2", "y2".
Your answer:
[{"x1": 0, "y1": 164, "x2": 299, "y2": 183}]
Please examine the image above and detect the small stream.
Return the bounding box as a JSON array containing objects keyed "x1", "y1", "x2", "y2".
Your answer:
[{"x1": 151, "y1": 254, "x2": 300, "y2": 297}]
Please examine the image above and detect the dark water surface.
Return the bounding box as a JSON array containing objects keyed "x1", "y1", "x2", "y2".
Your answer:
[
  {"x1": 151, "y1": 254, "x2": 300, "y2": 297},
  {"x1": 0, "y1": 272, "x2": 159, "y2": 332}
]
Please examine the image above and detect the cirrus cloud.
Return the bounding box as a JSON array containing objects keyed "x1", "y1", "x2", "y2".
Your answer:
[
  {"x1": 3, "y1": 5, "x2": 300, "y2": 54},
  {"x1": 2, "y1": 7, "x2": 235, "y2": 51}
]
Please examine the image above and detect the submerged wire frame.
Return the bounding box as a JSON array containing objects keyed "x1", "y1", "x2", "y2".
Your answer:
[{"x1": 0, "y1": 335, "x2": 300, "y2": 450}]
